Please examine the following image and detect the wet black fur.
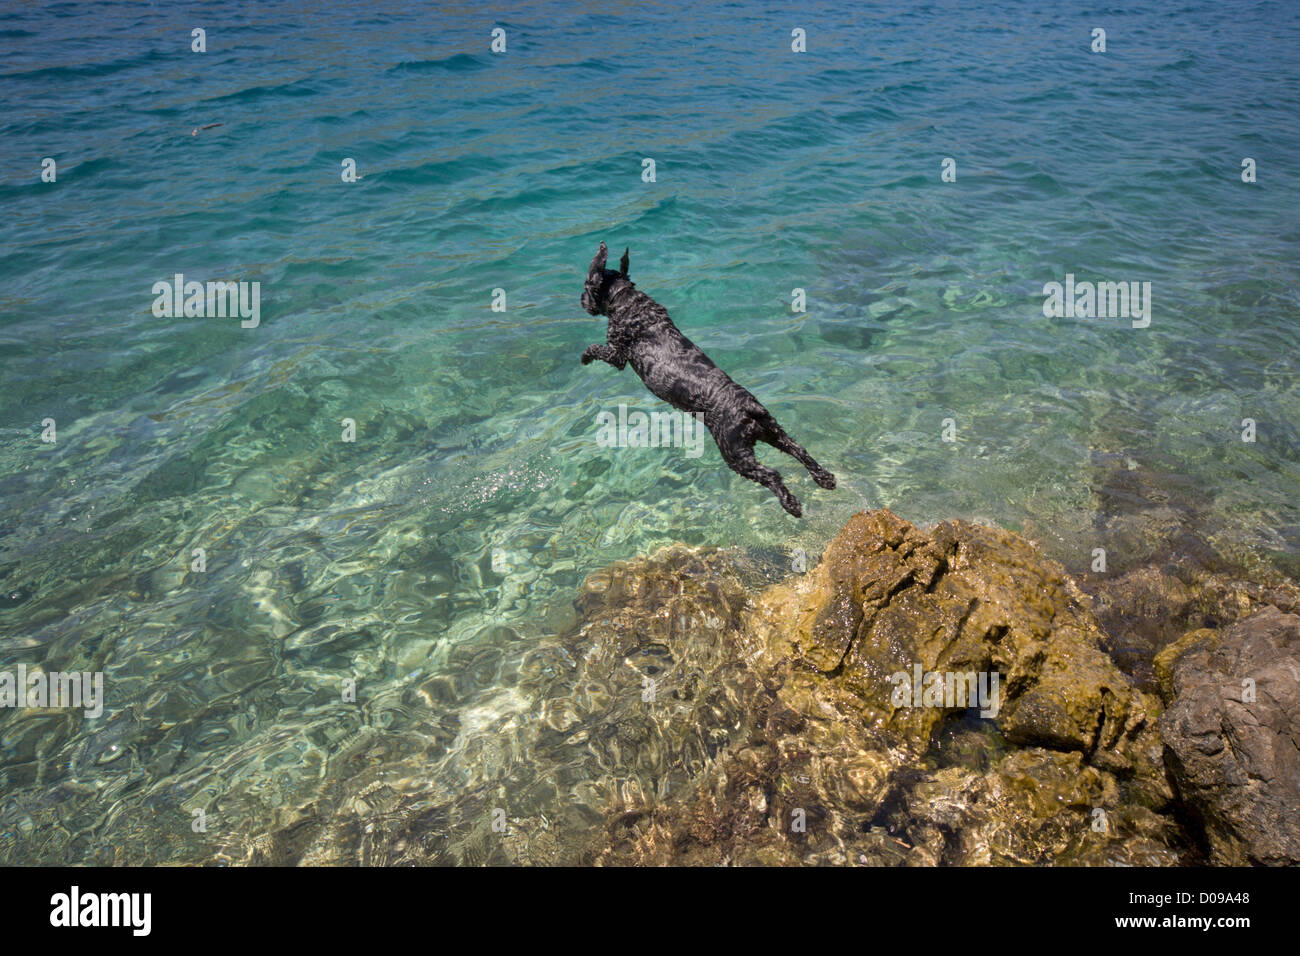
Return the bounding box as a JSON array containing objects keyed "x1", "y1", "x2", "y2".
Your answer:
[{"x1": 580, "y1": 241, "x2": 835, "y2": 517}]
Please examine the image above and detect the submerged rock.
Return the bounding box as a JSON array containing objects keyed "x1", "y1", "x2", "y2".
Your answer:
[
  {"x1": 1057, "y1": 451, "x2": 1300, "y2": 693},
  {"x1": 1159, "y1": 607, "x2": 1300, "y2": 865},
  {"x1": 881, "y1": 748, "x2": 1185, "y2": 866},
  {"x1": 1088, "y1": 565, "x2": 1299, "y2": 692}
]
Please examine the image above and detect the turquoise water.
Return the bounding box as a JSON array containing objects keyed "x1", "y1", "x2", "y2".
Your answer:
[{"x1": 1, "y1": 0, "x2": 1298, "y2": 863}]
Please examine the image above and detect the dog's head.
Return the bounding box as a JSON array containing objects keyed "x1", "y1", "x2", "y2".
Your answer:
[{"x1": 581, "y1": 241, "x2": 630, "y2": 316}]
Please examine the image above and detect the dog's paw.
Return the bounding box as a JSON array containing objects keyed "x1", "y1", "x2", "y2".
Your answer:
[
  {"x1": 580, "y1": 351, "x2": 593, "y2": 365},
  {"x1": 781, "y1": 495, "x2": 803, "y2": 518},
  {"x1": 813, "y1": 470, "x2": 836, "y2": 490}
]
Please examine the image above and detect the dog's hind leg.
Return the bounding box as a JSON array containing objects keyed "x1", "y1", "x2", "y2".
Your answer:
[
  {"x1": 714, "y1": 426, "x2": 803, "y2": 517},
  {"x1": 759, "y1": 423, "x2": 837, "y2": 490}
]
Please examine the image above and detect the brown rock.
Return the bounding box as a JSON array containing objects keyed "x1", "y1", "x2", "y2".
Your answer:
[{"x1": 1160, "y1": 607, "x2": 1300, "y2": 865}]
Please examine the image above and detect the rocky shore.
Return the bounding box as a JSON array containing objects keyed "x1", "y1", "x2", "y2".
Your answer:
[
  {"x1": 237, "y1": 478, "x2": 1299, "y2": 866},
  {"x1": 575, "y1": 509, "x2": 1299, "y2": 865}
]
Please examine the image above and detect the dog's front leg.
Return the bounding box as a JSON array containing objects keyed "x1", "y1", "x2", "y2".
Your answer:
[{"x1": 580, "y1": 344, "x2": 627, "y2": 369}]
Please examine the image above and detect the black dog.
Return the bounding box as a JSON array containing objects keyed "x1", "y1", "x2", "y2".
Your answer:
[{"x1": 580, "y1": 241, "x2": 835, "y2": 517}]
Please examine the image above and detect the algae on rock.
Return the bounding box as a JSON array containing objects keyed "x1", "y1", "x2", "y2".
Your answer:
[{"x1": 591, "y1": 510, "x2": 1184, "y2": 866}]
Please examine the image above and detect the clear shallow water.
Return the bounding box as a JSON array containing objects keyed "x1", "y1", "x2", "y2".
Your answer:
[{"x1": 0, "y1": 0, "x2": 1297, "y2": 863}]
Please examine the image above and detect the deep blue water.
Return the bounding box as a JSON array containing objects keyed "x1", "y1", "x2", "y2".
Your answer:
[{"x1": 1, "y1": 0, "x2": 1298, "y2": 863}]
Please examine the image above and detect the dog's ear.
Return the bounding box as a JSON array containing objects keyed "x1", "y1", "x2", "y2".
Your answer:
[
  {"x1": 619, "y1": 247, "x2": 629, "y2": 278},
  {"x1": 588, "y1": 242, "x2": 608, "y2": 278}
]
